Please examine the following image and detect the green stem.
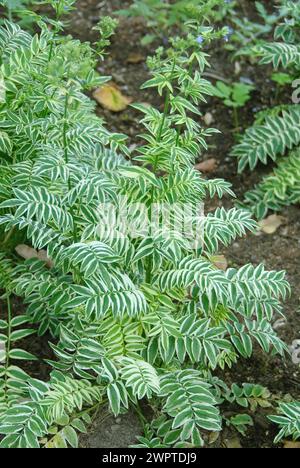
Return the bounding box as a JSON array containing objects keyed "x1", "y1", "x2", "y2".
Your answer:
[
  {"x1": 145, "y1": 90, "x2": 171, "y2": 284},
  {"x1": 275, "y1": 85, "x2": 280, "y2": 103},
  {"x1": 63, "y1": 93, "x2": 78, "y2": 243},
  {"x1": 155, "y1": 56, "x2": 176, "y2": 167},
  {"x1": 63, "y1": 94, "x2": 69, "y2": 166},
  {"x1": 133, "y1": 402, "x2": 148, "y2": 430},
  {"x1": 76, "y1": 399, "x2": 108, "y2": 421},
  {"x1": 157, "y1": 89, "x2": 170, "y2": 145},
  {"x1": 2, "y1": 227, "x2": 15, "y2": 247},
  {"x1": 233, "y1": 107, "x2": 239, "y2": 129},
  {"x1": 5, "y1": 295, "x2": 12, "y2": 368},
  {"x1": 48, "y1": 41, "x2": 54, "y2": 62},
  {"x1": 3, "y1": 295, "x2": 12, "y2": 407},
  {"x1": 145, "y1": 59, "x2": 177, "y2": 283},
  {"x1": 48, "y1": 4, "x2": 63, "y2": 62},
  {"x1": 7, "y1": 8, "x2": 12, "y2": 22}
]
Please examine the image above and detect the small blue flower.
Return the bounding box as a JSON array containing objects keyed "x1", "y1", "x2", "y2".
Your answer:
[
  {"x1": 224, "y1": 26, "x2": 234, "y2": 42},
  {"x1": 196, "y1": 35, "x2": 204, "y2": 44}
]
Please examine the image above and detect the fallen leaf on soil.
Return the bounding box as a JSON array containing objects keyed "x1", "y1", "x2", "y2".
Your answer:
[
  {"x1": 289, "y1": 339, "x2": 300, "y2": 365},
  {"x1": 258, "y1": 214, "x2": 284, "y2": 235},
  {"x1": 93, "y1": 82, "x2": 133, "y2": 112},
  {"x1": 15, "y1": 244, "x2": 54, "y2": 268},
  {"x1": 224, "y1": 437, "x2": 242, "y2": 449},
  {"x1": 127, "y1": 53, "x2": 145, "y2": 64},
  {"x1": 283, "y1": 441, "x2": 300, "y2": 449},
  {"x1": 203, "y1": 112, "x2": 214, "y2": 126},
  {"x1": 211, "y1": 255, "x2": 228, "y2": 271},
  {"x1": 195, "y1": 158, "x2": 218, "y2": 173}
]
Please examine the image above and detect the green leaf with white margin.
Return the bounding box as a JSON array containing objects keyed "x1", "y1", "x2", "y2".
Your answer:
[
  {"x1": 62, "y1": 425, "x2": 78, "y2": 448},
  {"x1": 120, "y1": 357, "x2": 160, "y2": 399},
  {"x1": 64, "y1": 241, "x2": 121, "y2": 277},
  {"x1": 8, "y1": 349, "x2": 38, "y2": 360},
  {"x1": 0, "y1": 131, "x2": 12, "y2": 155},
  {"x1": 70, "y1": 273, "x2": 147, "y2": 319},
  {"x1": 107, "y1": 382, "x2": 122, "y2": 416},
  {"x1": 118, "y1": 165, "x2": 160, "y2": 187},
  {"x1": 160, "y1": 369, "x2": 221, "y2": 441}
]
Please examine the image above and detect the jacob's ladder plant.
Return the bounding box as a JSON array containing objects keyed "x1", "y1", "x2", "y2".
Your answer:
[
  {"x1": 231, "y1": 0, "x2": 300, "y2": 219},
  {"x1": 0, "y1": 4, "x2": 292, "y2": 448}
]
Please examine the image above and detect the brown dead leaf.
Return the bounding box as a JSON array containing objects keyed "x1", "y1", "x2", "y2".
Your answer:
[
  {"x1": 93, "y1": 82, "x2": 132, "y2": 112},
  {"x1": 127, "y1": 53, "x2": 145, "y2": 64},
  {"x1": 283, "y1": 441, "x2": 300, "y2": 449},
  {"x1": 16, "y1": 244, "x2": 37, "y2": 261},
  {"x1": 15, "y1": 244, "x2": 54, "y2": 268},
  {"x1": 258, "y1": 214, "x2": 284, "y2": 235},
  {"x1": 212, "y1": 255, "x2": 228, "y2": 271},
  {"x1": 195, "y1": 158, "x2": 218, "y2": 174}
]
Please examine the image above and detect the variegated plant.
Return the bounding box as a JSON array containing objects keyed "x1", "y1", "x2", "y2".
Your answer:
[
  {"x1": 0, "y1": 1, "x2": 292, "y2": 448},
  {"x1": 232, "y1": 0, "x2": 300, "y2": 218}
]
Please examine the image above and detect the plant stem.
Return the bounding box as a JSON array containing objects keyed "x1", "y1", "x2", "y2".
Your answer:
[
  {"x1": 8, "y1": 8, "x2": 13, "y2": 22},
  {"x1": 3, "y1": 294, "x2": 12, "y2": 407},
  {"x1": 48, "y1": 5, "x2": 62, "y2": 62},
  {"x1": 63, "y1": 93, "x2": 78, "y2": 242},
  {"x1": 233, "y1": 107, "x2": 239, "y2": 129},
  {"x1": 145, "y1": 58, "x2": 177, "y2": 283},
  {"x1": 133, "y1": 402, "x2": 148, "y2": 429},
  {"x1": 154, "y1": 56, "x2": 176, "y2": 170},
  {"x1": 145, "y1": 89, "x2": 171, "y2": 284},
  {"x1": 63, "y1": 93, "x2": 70, "y2": 166},
  {"x1": 2, "y1": 227, "x2": 15, "y2": 247},
  {"x1": 48, "y1": 41, "x2": 54, "y2": 62},
  {"x1": 157, "y1": 90, "x2": 170, "y2": 144},
  {"x1": 275, "y1": 85, "x2": 280, "y2": 103},
  {"x1": 5, "y1": 295, "x2": 12, "y2": 369}
]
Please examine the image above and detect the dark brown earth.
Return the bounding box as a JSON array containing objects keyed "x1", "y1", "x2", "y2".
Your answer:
[{"x1": 1, "y1": 0, "x2": 299, "y2": 448}]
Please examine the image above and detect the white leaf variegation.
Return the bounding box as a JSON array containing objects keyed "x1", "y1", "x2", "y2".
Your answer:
[{"x1": 0, "y1": 13, "x2": 293, "y2": 449}]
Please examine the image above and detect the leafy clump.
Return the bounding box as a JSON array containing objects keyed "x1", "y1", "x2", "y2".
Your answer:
[
  {"x1": 211, "y1": 81, "x2": 254, "y2": 128},
  {"x1": 0, "y1": 1, "x2": 293, "y2": 449},
  {"x1": 232, "y1": 0, "x2": 300, "y2": 218},
  {"x1": 117, "y1": 0, "x2": 234, "y2": 45},
  {"x1": 269, "y1": 402, "x2": 300, "y2": 443}
]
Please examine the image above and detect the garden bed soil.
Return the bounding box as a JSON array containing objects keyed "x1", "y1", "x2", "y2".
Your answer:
[{"x1": 1, "y1": 0, "x2": 299, "y2": 448}]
